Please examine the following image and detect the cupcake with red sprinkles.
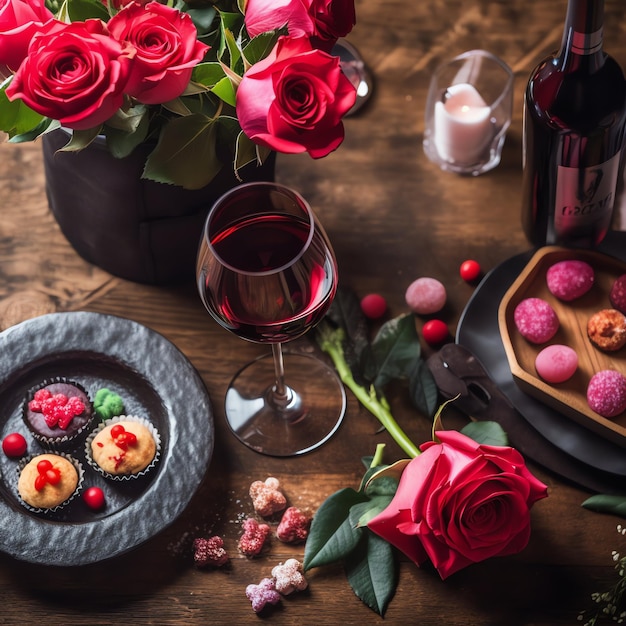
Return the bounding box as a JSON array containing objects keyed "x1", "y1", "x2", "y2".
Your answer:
[
  {"x1": 85, "y1": 415, "x2": 161, "y2": 481},
  {"x1": 23, "y1": 378, "x2": 94, "y2": 448}
]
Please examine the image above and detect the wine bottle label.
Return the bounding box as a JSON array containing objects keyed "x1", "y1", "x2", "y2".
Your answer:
[
  {"x1": 571, "y1": 27, "x2": 603, "y2": 55},
  {"x1": 554, "y1": 151, "x2": 621, "y2": 236}
]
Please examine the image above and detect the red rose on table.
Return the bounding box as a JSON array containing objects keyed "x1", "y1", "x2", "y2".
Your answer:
[
  {"x1": 0, "y1": 0, "x2": 53, "y2": 72},
  {"x1": 6, "y1": 19, "x2": 134, "y2": 130},
  {"x1": 368, "y1": 430, "x2": 548, "y2": 580},
  {"x1": 107, "y1": 2, "x2": 209, "y2": 105},
  {"x1": 237, "y1": 35, "x2": 356, "y2": 158}
]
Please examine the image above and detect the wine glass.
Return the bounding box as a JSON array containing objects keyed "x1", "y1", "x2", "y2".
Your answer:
[{"x1": 196, "y1": 182, "x2": 346, "y2": 456}]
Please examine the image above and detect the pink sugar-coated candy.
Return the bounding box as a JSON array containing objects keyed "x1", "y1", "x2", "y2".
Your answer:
[
  {"x1": 405, "y1": 277, "x2": 446, "y2": 315},
  {"x1": 513, "y1": 297, "x2": 559, "y2": 344},
  {"x1": 587, "y1": 370, "x2": 626, "y2": 418},
  {"x1": 546, "y1": 260, "x2": 594, "y2": 301},
  {"x1": 534, "y1": 344, "x2": 578, "y2": 383}
]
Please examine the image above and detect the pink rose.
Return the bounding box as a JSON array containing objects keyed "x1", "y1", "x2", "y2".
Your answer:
[
  {"x1": 0, "y1": 0, "x2": 54, "y2": 71},
  {"x1": 6, "y1": 19, "x2": 135, "y2": 130},
  {"x1": 107, "y1": 2, "x2": 209, "y2": 105},
  {"x1": 368, "y1": 431, "x2": 548, "y2": 580},
  {"x1": 244, "y1": 0, "x2": 314, "y2": 39},
  {"x1": 236, "y1": 36, "x2": 356, "y2": 158}
]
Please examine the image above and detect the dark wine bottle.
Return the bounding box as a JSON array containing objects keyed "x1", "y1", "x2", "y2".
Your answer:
[{"x1": 521, "y1": 0, "x2": 626, "y2": 247}]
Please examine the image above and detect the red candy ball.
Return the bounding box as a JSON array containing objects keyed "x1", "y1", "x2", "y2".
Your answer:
[
  {"x1": 2, "y1": 432, "x2": 27, "y2": 458},
  {"x1": 422, "y1": 319, "x2": 449, "y2": 345},
  {"x1": 460, "y1": 259, "x2": 481, "y2": 282},
  {"x1": 83, "y1": 486, "x2": 106, "y2": 511},
  {"x1": 360, "y1": 293, "x2": 387, "y2": 319}
]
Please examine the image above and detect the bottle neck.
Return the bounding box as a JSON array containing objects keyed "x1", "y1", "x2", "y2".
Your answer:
[{"x1": 559, "y1": 0, "x2": 605, "y2": 70}]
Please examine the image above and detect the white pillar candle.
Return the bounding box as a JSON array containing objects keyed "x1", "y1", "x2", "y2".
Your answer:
[{"x1": 433, "y1": 83, "x2": 493, "y2": 164}]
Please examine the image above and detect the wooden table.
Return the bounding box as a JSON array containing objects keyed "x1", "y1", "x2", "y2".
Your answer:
[{"x1": 1, "y1": 1, "x2": 625, "y2": 624}]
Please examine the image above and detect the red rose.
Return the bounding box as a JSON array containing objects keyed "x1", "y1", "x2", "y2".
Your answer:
[
  {"x1": 308, "y1": 0, "x2": 356, "y2": 50},
  {"x1": 236, "y1": 36, "x2": 356, "y2": 158},
  {"x1": 0, "y1": 0, "x2": 53, "y2": 71},
  {"x1": 244, "y1": 0, "x2": 314, "y2": 39},
  {"x1": 368, "y1": 430, "x2": 548, "y2": 580},
  {"x1": 107, "y1": 2, "x2": 209, "y2": 105},
  {"x1": 6, "y1": 19, "x2": 135, "y2": 130}
]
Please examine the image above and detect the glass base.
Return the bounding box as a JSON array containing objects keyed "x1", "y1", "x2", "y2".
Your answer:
[{"x1": 224, "y1": 352, "x2": 346, "y2": 456}]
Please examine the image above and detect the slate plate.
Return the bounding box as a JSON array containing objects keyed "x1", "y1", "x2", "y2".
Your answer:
[
  {"x1": 456, "y1": 233, "x2": 626, "y2": 478},
  {"x1": 0, "y1": 312, "x2": 214, "y2": 566}
]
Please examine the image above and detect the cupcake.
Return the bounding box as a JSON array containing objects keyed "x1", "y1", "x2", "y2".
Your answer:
[
  {"x1": 23, "y1": 378, "x2": 94, "y2": 448},
  {"x1": 17, "y1": 453, "x2": 84, "y2": 513},
  {"x1": 86, "y1": 415, "x2": 161, "y2": 480}
]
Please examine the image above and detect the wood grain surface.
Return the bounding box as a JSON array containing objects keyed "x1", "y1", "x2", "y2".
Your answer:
[{"x1": 1, "y1": 0, "x2": 626, "y2": 624}]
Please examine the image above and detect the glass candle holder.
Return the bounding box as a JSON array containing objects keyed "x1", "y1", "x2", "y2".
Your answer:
[{"x1": 423, "y1": 50, "x2": 514, "y2": 176}]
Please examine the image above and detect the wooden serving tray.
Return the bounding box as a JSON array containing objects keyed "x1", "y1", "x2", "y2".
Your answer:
[{"x1": 498, "y1": 246, "x2": 626, "y2": 448}]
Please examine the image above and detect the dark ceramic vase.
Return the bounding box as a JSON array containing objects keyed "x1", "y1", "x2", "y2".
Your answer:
[{"x1": 42, "y1": 129, "x2": 276, "y2": 285}]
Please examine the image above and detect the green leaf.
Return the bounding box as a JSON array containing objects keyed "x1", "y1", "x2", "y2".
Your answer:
[
  {"x1": 211, "y1": 76, "x2": 237, "y2": 107},
  {"x1": 234, "y1": 131, "x2": 259, "y2": 172},
  {"x1": 582, "y1": 494, "x2": 626, "y2": 517},
  {"x1": 325, "y1": 288, "x2": 370, "y2": 384},
  {"x1": 63, "y1": 0, "x2": 110, "y2": 21},
  {"x1": 243, "y1": 30, "x2": 281, "y2": 66},
  {"x1": 461, "y1": 420, "x2": 509, "y2": 447},
  {"x1": 58, "y1": 126, "x2": 102, "y2": 151},
  {"x1": 344, "y1": 531, "x2": 398, "y2": 616},
  {"x1": 303, "y1": 487, "x2": 369, "y2": 571},
  {"x1": 408, "y1": 356, "x2": 439, "y2": 417},
  {"x1": 0, "y1": 81, "x2": 46, "y2": 137},
  {"x1": 192, "y1": 62, "x2": 227, "y2": 89},
  {"x1": 349, "y1": 495, "x2": 394, "y2": 528},
  {"x1": 143, "y1": 114, "x2": 222, "y2": 189},
  {"x1": 366, "y1": 314, "x2": 420, "y2": 389}
]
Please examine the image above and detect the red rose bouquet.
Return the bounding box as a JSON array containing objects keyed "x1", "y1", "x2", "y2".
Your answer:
[{"x1": 0, "y1": 0, "x2": 357, "y2": 189}]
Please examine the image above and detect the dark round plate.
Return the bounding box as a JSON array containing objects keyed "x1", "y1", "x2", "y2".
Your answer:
[
  {"x1": 0, "y1": 312, "x2": 214, "y2": 566},
  {"x1": 456, "y1": 232, "x2": 626, "y2": 477}
]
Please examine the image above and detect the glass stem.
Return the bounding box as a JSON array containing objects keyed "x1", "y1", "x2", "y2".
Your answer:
[{"x1": 271, "y1": 343, "x2": 288, "y2": 402}]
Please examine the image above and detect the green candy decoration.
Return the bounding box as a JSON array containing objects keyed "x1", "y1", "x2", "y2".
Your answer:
[{"x1": 94, "y1": 388, "x2": 125, "y2": 421}]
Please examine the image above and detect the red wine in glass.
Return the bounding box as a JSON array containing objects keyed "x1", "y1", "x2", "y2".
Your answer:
[{"x1": 196, "y1": 183, "x2": 346, "y2": 456}]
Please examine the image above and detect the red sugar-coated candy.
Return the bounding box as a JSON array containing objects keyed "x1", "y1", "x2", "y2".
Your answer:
[
  {"x1": 422, "y1": 319, "x2": 449, "y2": 346},
  {"x1": 546, "y1": 260, "x2": 594, "y2": 301},
  {"x1": 459, "y1": 259, "x2": 482, "y2": 282},
  {"x1": 276, "y1": 507, "x2": 311, "y2": 543},
  {"x1": 360, "y1": 293, "x2": 387, "y2": 319},
  {"x1": 193, "y1": 536, "x2": 229, "y2": 568},
  {"x1": 513, "y1": 297, "x2": 559, "y2": 344},
  {"x1": 587, "y1": 370, "x2": 626, "y2": 418},
  {"x1": 2, "y1": 432, "x2": 27, "y2": 458},
  {"x1": 238, "y1": 518, "x2": 271, "y2": 557}
]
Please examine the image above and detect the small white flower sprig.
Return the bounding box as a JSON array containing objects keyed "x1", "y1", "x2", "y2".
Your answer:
[{"x1": 578, "y1": 525, "x2": 626, "y2": 625}]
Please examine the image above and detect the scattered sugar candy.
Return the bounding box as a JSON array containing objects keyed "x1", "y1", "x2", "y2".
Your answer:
[
  {"x1": 276, "y1": 506, "x2": 311, "y2": 543},
  {"x1": 513, "y1": 297, "x2": 559, "y2": 344},
  {"x1": 405, "y1": 277, "x2": 447, "y2": 315},
  {"x1": 238, "y1": 517, "x2": 271, "y2": 557},
  {"x1": 249, "y1": 477, "x2": 287, "y2": 517},
  {"x1": 193, "y1": 536, "x2": 229, "y2": 568},
  {"x1": 534, "y1": 344, "x2": 578, "y2": 383},
  {"x1": 546, "y1": 259, "x2": 594, "y2": 301},
  {"x1": 245, "y1": 577, "x2": 281, "y2": 613},
  {"x1": 587, "y1": 370, "x2": 626, "y2": 418},
  {"x1": 360, "y1": 293, "x2": 387, "y2": 319},
  {"x1": 271, "y1": 559, "x2": 308, "y2": 595}
]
